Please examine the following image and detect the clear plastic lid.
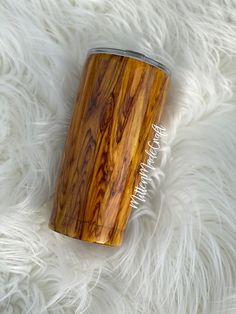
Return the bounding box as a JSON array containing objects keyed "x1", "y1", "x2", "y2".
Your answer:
[{"x1": 88, "y1": 47, "x2": 170, "y2": 75}]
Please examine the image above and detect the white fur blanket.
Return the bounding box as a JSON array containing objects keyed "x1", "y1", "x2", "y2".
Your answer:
[{"x1": 0, "y1": 1, "x2": 236, "y2": 313}]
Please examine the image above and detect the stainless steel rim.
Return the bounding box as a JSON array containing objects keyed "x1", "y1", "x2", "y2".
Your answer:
[{"x1": 88, "y1": 47, "x2": 170, "y2": 75}]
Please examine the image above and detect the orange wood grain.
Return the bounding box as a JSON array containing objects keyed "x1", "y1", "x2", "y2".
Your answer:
[{"x1": 49, "y1": 52, "x2": 170, "y2": 246}]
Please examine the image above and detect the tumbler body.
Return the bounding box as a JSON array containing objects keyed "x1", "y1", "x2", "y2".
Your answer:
[{"x1": 49, "y1": 48, "x2": 170, "y2": 246}]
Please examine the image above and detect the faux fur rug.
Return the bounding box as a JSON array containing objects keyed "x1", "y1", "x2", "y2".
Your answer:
[{"x1": 0, "y1": 1, "x2": 236, "y2": 313}]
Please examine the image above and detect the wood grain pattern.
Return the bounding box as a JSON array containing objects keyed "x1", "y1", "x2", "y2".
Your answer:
[{"x1": 49, "y1": 52, "x2": 170, "y2": 246}]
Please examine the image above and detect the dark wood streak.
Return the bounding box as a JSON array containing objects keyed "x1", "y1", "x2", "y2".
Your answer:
[{"x1": 49, "y1": 52, "x2": 170, "y2": 246}]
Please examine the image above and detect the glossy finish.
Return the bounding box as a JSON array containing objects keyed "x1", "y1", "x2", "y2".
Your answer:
[{"x1": 49, "y1": 50, "x2": 170, "y2": 246}]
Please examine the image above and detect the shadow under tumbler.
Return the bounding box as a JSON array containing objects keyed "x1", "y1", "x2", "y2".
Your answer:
[{"x1": 49, "y1": 48, "x2": 170, "y2": 246}]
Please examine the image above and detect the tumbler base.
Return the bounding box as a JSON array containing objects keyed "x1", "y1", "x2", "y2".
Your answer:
[{"x1": 48, "y1": 221, "x2": 124, "y2": 247}]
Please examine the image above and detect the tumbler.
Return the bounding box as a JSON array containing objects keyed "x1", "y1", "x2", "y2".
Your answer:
[{"x1": 49, "y1": 48, "x2": 170, "y2": 246}]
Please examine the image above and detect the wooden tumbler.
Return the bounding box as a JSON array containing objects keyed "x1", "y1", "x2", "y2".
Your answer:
[{"x1": 49, "y1": 48, "x2": 170, "y2": 246}]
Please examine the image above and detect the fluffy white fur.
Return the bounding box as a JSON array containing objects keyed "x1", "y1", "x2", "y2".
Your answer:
[{"x1": 0, "y1": 0, "x2": 236, "y2": 313}]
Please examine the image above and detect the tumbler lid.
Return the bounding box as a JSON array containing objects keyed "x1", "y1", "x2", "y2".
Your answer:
[{"x1": 88, "y1": 47, "x2": 170, "y2": 75}]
